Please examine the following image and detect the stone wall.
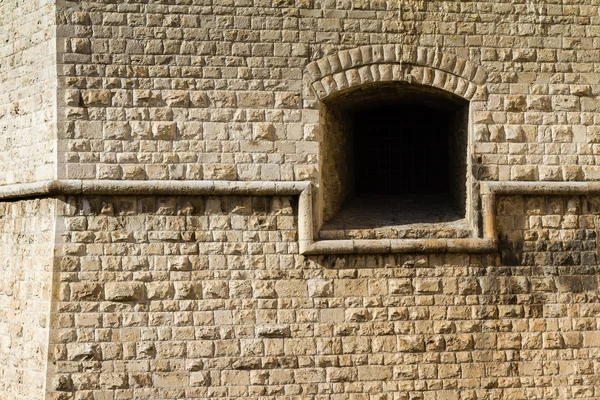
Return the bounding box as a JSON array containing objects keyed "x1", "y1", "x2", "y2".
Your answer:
[
  {"x1": 0, "y1": 0, "x2": 57, "y2": 185},
  {"x1": 0, "y1": 199, "x2": 55, "y2": 399},
  {"x1": 55, "y1": 1, "x2": 311, "y2": 183},
  {"x1": 48, "y1": 194, "x2": 299, "y2": 399},
  {"x1": 44, "y1": 193, "x2": 600, "y2": 399},
  {"x1": 54, "y1": 1, "x2": 600, "y2": 185},
  {"x1": 2, "y1": 1, "x2": 600, "y2": 399}
]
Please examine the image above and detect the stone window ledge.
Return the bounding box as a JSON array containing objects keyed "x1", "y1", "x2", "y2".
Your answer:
[
  {"x1": 1, "y1": 179, "x2": 598, "y2": 255},
  {"x1": 300, "y1": 238, "x2": 496, "y2": 255}
]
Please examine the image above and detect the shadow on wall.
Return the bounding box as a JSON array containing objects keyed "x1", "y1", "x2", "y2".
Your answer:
[{"x1": 497, "y1": 195, "x2": 600, "y2": 270}]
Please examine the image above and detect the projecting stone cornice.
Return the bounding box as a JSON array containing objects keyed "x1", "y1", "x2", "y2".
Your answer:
[
  {"x1": 0, "y1": 180, "x2": 311, "y2": 199},
  {"x1": 2, "y1": 179, "x2": 600, "y2": 255},
  {"x1": 306, "y1": 45, "x2": 489, "y2": 101}
]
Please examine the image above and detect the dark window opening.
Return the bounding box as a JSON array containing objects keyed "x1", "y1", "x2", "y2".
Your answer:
[
  {"x1": 354, "y1": 105, "x2": 449, "y2": 196},
  {"x1": 319, "y1": 83, "x2": 471, "y2": 238}
]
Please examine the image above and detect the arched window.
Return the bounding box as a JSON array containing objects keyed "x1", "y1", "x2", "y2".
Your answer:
[{"x1": 319, "y1": 82, "x2": 471, "y2": 237}]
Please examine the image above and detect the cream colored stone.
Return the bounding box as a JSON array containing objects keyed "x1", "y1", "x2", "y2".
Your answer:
[
  {"x1": 104, "y1": 282, "x2": 144, "y2": 301},
  {"x1": 81, "y1": 90, "x2": 111, "y2": 107},
  {"x1": 3, "y1": 3, "x2": 600, "y2": 400}
]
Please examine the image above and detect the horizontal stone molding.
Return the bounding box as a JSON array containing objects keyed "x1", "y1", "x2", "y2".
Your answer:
[
  {"x1": 480, "y1": 181, "x2": 600, "y2": 242},
  {"x1": 2, "y1": 179, "x2": 599, "y2": 255},
  {"x1": 0, "y1": 180, "x2": 310, "y2": 199},
  {"x1": 302, "y1": 238, "x2": 497, "y2": 255},
  {"x1": 481, "y1": 181, "x2": 600, "y2": 195},
  {"x1": 307, "y1": 45, "x2": 489, "y2": 101}
]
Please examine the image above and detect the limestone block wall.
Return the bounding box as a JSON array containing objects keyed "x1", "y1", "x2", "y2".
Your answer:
[
  {"x1": 43, "y1": 193, "x2": 600, "y2": 399},
  {"x1": 2, "y1": 1, "x2": 600, "y2": 399},
  {"x1": 0, "y1": 199, "x2": 56, "y2": 399},
  {"x1": 54, "y1": 1, "x2": 600, "y2": 185},
  {"x1": 55, "y1": 1, "x2": 311, "y2": 182},
  {"x1": 0, "y1": 0, "x2": 57, "y2": 185},
  {"x1": 48, "y1": 194, "x2": 299, "y2": 399}
]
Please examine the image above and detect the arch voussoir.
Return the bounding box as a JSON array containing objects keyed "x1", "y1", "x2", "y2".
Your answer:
[{"x1": 307, "y1": 45, "x2": 489, "y2": 102}]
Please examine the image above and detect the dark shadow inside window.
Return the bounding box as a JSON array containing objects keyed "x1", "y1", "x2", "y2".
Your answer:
[
  {"x1": 354, "y1": 105, "x2": 449, "y2": 195},
  {"x1": 319, "y1": 83, "x2": 470, "y2": 237}
]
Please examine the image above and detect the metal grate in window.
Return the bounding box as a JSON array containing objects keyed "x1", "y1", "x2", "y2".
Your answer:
[{"x1": 354, "y1": 105, "x2": 449, "y2": 196}]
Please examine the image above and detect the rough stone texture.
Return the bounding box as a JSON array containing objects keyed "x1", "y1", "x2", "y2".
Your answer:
[
  {"x1": 0, "y1": 0, "x2": 57, "y2": 185},
  {"x1": 50, "y1": 1, "x2": 600, "y2": 186},
  {"x1": 0, "y1": 199, "x2": 55, "y2": 399},
  {"x1": 35, "y1": 193, "x2": 600, "y2": 399},
  {"x1": 48, "y1": 0, "x2": 600, "y2": 233},
  {"x1": 2, "y1": 1, "x2": 600, "y2": 399}
]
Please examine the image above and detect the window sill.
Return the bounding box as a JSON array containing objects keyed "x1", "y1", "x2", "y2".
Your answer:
[
  {"x1": 319, "y1": 221, "x2": 472, "y2": 241},
  {"x1": 319, "y1": 194, "x2": 471, "y2": 240},
  {"x1": 300, "y1": 238, "x2": 497, "y2": 255},
  {"x1": 298, "y1": 185, "x2": 498, "y2": 255}
]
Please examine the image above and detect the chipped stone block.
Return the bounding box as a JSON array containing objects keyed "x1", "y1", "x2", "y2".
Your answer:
[
  {"x1": 307, "y1": 279, "x2": 333, "y2": 297},
  {"x1": 103, "y1": 121, "x2": 131, "y2": 140},
  {"x1": 397, "y1": 336, "x2": 425, "y2": 352},
  {"x1": 104, "y1": 282, "x2": 144, "y2": 301},
  {"x1": 152, "y1": 122, "x2": 177, "y2": 140},
  {"x1": 189, "y1": 372, "x2": 211, "y2": 387},
  {"x1": 146, "y1": 282, "x2": 174, "y2": 300},
  {"x1": 70, "y1": 283, "x2": 102, "y2": 301},
  {"x1": 253, "y1": 123, "x2": 275, "y2": 141},
  {"x1": 174, "y1": 282, "x2": 201, "y2": 299},
  {"x1": 163, "y1": 91, "x2": 190, "y2": 107},
  {"x1": 67, "y1": 343, "x2": 101, "y2": 361},
  {"x1": 252, "y1": 281, "x2": 276, "y2": 298},
  {"x1": 204, "y1": 164, "x2": 237, "y2": 180},
  {"x1": 256, "y1": 325, "x2": 291, "y2": 338},
  {"x1": 389, "y1": 279, "x2": 412, "y2": 295},
  {"x1": 543, "y1": 332, "x2": 564, "y2": 349},
  {"x1": 505, "y1": 95, "x2": 526, "y2": 112},
  {"x1": 511, "y1": 165, "x2": 536, "y2": 181},
  {"x1": 81, "y1": 90, "x2": 111, "y2": 107},
  {"x1": 414, "y1": 279, "x2": 441, "y2": 294},
  {"x1": 202, "y1": 281, "x2": 229, "y2": 299}
]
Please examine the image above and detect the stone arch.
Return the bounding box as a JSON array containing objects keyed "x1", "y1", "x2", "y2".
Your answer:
[
  {"x1": 306, "y1": 45, "x2": 488, "y2": 101},
  {"x1": 307, "y1": 45, "x2": 490, "y2": 239}
]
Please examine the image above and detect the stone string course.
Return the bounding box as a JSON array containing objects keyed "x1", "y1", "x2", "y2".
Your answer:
[{"x1": 1, "y1": 0, "x2": 600, "y2": 399}]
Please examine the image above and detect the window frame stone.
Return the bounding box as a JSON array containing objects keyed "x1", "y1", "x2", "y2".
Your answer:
[{"x1": 305, "y1": 46, "x2": 490, "y2": 250}]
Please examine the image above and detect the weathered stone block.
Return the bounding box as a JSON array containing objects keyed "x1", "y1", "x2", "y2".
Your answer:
[
  {"x1": 388, "y1": 278, "x2": 411, "y2": 294},
  {"x1": 104, "y1": 282, "x2": 144, "y2": 301},
  {"x1": 202, "y1": 281, "x2": 229, "y2": 299},
  {"x1": 146, "y1": 282, "x2": 174, "y2": 300},
  {"x1": 357, "y1": 366, "x2": 392, "y2": 381},
  {"x1": 204, "y1": 164, "x2": 236, "y2": 180},
  {"x1": 103, "y1": 121, "x2": 131, "y2": 140},
  {"x1": 256, "y1": 325, "x2": 291, "y2": 338},
  {"x1": 397, "y1": 336, "x2": 425, "y2": 352},
  {"x1": 152, "y1": 122, "x2": 177, "y2": 140},
  {"x1": 67, "y1": 343, "x2": 101, "y2": 361},
  {"x1": 307, "y1": 279, "x2": 333, "y2": 297},
  {"x1": 81, "y1": 90, "x2": 111, "y2": 107},
  {"x1": 70, "y1": 283, "x2": 102, "y2": 301}
]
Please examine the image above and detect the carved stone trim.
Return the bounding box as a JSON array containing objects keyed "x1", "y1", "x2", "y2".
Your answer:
[
  {"x1": 0, "y1": 179, "x2": 496, "y2": 254},
  {"x1": 5, "y1": 180, "x2": 597, "y2": 254},
  {"x1": 306, "y1": 45, "x2": 489, "y2": 101}
]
